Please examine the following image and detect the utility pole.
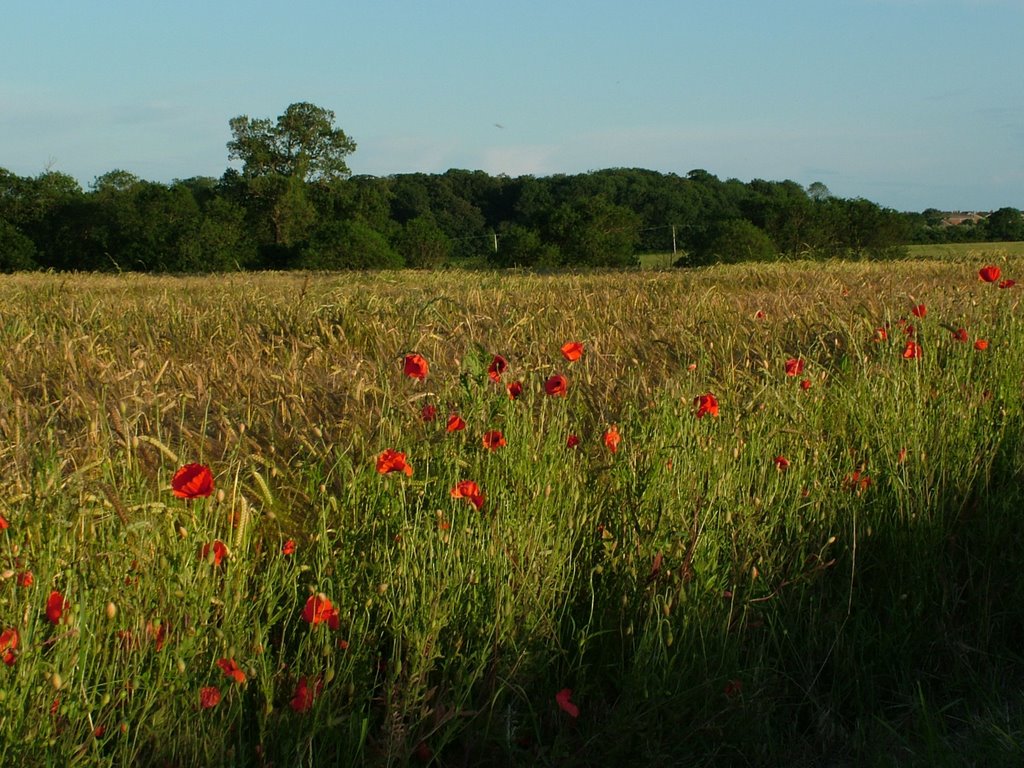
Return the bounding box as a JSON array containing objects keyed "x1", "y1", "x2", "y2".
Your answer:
[{"x1": 671, "y1": 225, "x2": 677, "y2": 257}]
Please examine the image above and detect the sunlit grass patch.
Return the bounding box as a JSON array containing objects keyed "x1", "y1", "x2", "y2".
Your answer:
[{"x1": 2, "y1": 260, "x2": 1024, "y2": 765}]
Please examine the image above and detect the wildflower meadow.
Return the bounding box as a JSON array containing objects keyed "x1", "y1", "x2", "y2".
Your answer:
[{"x1": 2, "y1": 256, "x2": 1024, "y2": 766}]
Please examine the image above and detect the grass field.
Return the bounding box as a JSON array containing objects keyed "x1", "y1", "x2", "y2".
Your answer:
[
  {"x1": 639, "y1": 242, "x2": 1024, "y2": 268},
  {"x1": 906, "y1": 241, "x2": 1024, "y2": 260},
  {"x1": 3, "y1": 256, "x2": 1024, "y2": 766}
]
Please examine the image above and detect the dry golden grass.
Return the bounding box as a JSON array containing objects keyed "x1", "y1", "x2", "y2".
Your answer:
[
  {"x1": 1, "y1": 259, "x2": 1016, "y2": 484},
  {"x1": 3, "y1": 257, "x2": 1024, "y2": 765}
]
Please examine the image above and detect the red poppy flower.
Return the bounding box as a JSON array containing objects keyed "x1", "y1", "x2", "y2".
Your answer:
[
  {"x1": 874, "y1": 327, "x2": 888, "y2": 342},
  {"x1": 999, "y1": 279, "x2": 1016, "y2": 289},
  {"x1": 902, "y1": 341, "x2": 922, "y2": 359},
  {"x1": 201, "y1": 540, "x2": 228, "y2": 567},
  {"x1": 216, "y1": 658, "x2": 247, "y2": 685},
  {"x1": 603, "y1": 425, "x2": 621, "y2": 454},
  {"x1": 46, "y1": 590, "x2": 69, "y2": 624},
  {"x1": 487, "y1": 355, "x2": 508, "y2": 382},
  {"x1": 0, "y1": 514, "x2": 8, "y2": 530},
  {"x1": 302, "y1": 594, "x2": 340, "y2": 630},
  {"x1": 482, "y1": 430, "x2": 506, "y2": 451},
  {"x1": 799, "y1": 378, "x2": 812, "y2": 391},
  {"x1": 951, "y1": 328, "x2": 969, "y2": 342},
  {"x1": 446, "y1": 414, "x2": 466, "y2": 433},
  {"x1": 545, "y1": 374, "x2": 568, "y2": 397},
  {"x1": 414, "y1": 742, "x2": 434, "y2": 763},
  {"x1": 844, "y1": 470, "x2": 872, "y2": 494},
  {"x1": 116, "y1": 628, "x2": 140, "y2": 652},
  {"x1": 561, "y1": 341, "x2": 584, "y2": 362},
  {"x1": 136, "y1": 618, "x2": 165, "y2": 651},
  {"x1": 507, "y1": 381, "x2": 523, "y2": 400},
  {"x1": 403, "y1": 353, "x2": 429, "y2": 380},
  {"x1": 774, "y1": 455, "x2": 790, "y2": 471},
  {"x1": 974, "y1": 339, "x2": 989, "y2": 351},
  {"x1": 784, "y1": 358, "x2": 805, "y2": 377},
  {"x1": 146, "y1": 619, "x2": 167, "y2": 651},
  {"x1": 290, "y1": 676, "x2": 323, "y2": 713},
  {"x1": 911, "y1": 304, "x2": 927, "y2": 318},
  {"x1": 199, "y1": 686, "x2": 221, "y2": 709},
  {"x1": 17, "y1": 571, "x2": 33, "y2": 587},
  {"x1": 451, "y1": 480, "x2": 485, "y2": 510},
  {"x1": 566, "y1": 433, "x2": 581, "y2": 449},
  {"x1": 420, "y1": 404, "x2": 437, "y2": 422},
  {"x1": 723, "y1": 679, "x2": 743, "y2": 698},
  {"x1": 555, "y1": 688, "x2": 580, "y2": 718},
  {"x1": 282, "y1": 539, "x2": 296, "y2": 556},
  {"x1": 979, "y1": 265, "x2": 1001, "y2": 283},
  {"x1": 376, "y1": 449, "x2": 413, "y2": 477},
  {"x1": 755, "y1": 310, "x2": 766, "y2": 319},
  {"x1": 171, "y1": 463, "x2": 214, "y2": 500},
  {"x1": 694, "y1": 393, "x2": 719, "y2": 419},
  {"x1": 1, "y1": 627, "x2": 18, "y2": 667}
]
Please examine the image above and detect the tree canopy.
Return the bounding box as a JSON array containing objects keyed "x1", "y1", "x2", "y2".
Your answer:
[
  {"x1": 1, "y1": 101, "x2": 1019, "y2": 273},
  {"x1": 227, "y1": 102, "x2": 356, "y2": 182}
]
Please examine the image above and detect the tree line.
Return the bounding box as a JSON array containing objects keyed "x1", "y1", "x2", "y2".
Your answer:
[{"x1": 2, "y1": 103, "x2": 1021, "y2": 273}]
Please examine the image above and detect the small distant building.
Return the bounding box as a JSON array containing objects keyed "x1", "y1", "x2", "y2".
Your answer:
[{"x1": 941, "y1": 211, "x2": 988, "y2": 227}]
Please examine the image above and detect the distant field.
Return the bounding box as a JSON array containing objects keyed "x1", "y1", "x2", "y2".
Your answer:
[
  {"x1": 906, "y1": 241, "x2": 1024, "y2": 259},
  {"x1": 638, "y1": 251, "x2": 680, "y2": 267},
  {"x1": 2, "y1": 260, "x2": 1024, "y2": 766},
  {"x1": 640, "y1": 242, "x2": 1024, "y2": 268}
]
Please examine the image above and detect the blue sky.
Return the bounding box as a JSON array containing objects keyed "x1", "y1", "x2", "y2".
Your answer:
[{"x1": 2, "y1": 0, "x2": 1021, "y2": 211}]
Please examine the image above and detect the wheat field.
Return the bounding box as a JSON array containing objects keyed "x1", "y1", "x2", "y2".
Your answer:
[{"x1": 2, "y1": 256, "x2": 1023, "y2": 766}]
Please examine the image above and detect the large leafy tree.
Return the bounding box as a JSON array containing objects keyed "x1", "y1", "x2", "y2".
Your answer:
[
  {"x1": 689, "y1": 219, "x2": 777, "y2": 266},
  {"x1": 227, "y1": 103, "x2": 356, "y2": 259},
  {"x1": 547, "y1": 196, "x2": 641, "y2": 267},
  {"x1": 227, "y1": 102, "x2": 356, "y2": 183},
  {"x1": 0, "y1": 218, "x2": 37, "y2": 271},
  {"x1": 395, "y1": 215, "x2": 452, "y2": 268},
  {"x1": 986, "y1": 207, "x2": 1024, "y2": 242},
  {"x1": 299, "y1": 219, "x2": 402, "y2": 270}
]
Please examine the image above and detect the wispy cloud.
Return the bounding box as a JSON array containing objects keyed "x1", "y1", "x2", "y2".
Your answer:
[
  {"x1": 352, "y1": 135, "x2": 463, "y2": 177},
  {"x1": 476, "y1": 145, "x2": 560, "y2": 177}
]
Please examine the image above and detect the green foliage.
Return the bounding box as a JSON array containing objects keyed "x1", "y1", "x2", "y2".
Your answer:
[
  {"x1": 91, "y1": 169, "x2": 142, "y2": 196},
  {"x1": 807, "y1": 180, "x2": 831, "y2": 201},
  {"x1": 112, "y1": 182, "x2": 203, "y2": 272},
  {"x1": 491, "y1": 222, "x2": 560, "y2": 268},
  {"x1": 547, "y1": 195, "x2": 641, "y2": 267},
  {"x1": 833, "y1": 197, "x2": 911, "y2": 259},
  {"x1": 0, "y1": 218, "x2": 37, "y2": 271},
  {"x1": 246, "y1": 173, "x2": 318, "y2": 253},
  {"x1": 227, "y1": 102, "x2": 356, "y2": 183},
  {"x1": 189, "y1": 197, "x2": 257, "y2": 272},
  {"x1": 987, "y1": 207, "x2": 1024, "y2": 242},
  {"x1": 299, "y1": 219, "x2": 403, "y2": 269},
  {"x1": 689, "y1": 218, "x2": 777, "y2": 265},
  {"x1": 394, "y1": 215, "x2": 451, "y2": 268},
  {"x1": 1, "y1": 146, "x2": 1018, "y2": 273}
]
